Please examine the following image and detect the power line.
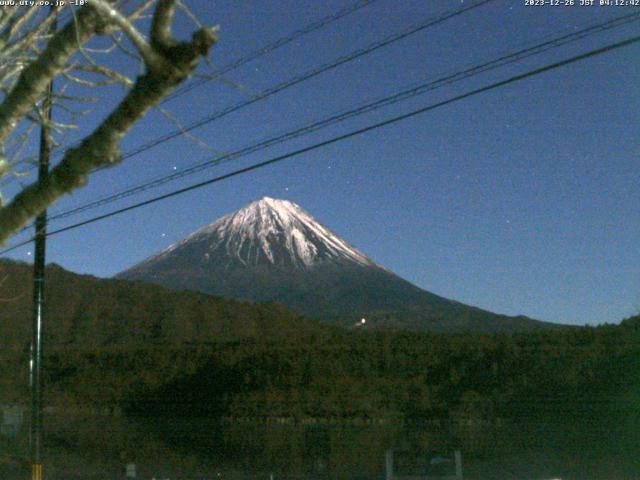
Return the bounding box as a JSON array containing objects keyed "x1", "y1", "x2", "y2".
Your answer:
[
  {"x1": 2, "y1": 33, "x2": 638, "y2": 255},
  {"x1": 43, "y1": 11, "x2": 640, "y2": 225},
  {"x1": 96, "y1": 0, "x2": 495, "y2": 167},
  {"x1": 1, "y1": 0, "x2": 492, "y2": 188},
  {"x1": 0, "y1": 0, "x2": 380, "y2": 181},
  {"x1": 6, "y1": 10, "x2": 640, "y2": 240},
  {"x1": 163, "y1": 0, "x2": 381, "y2": 103},
  {"x1": 1, "y1": 0, "x2": 496, "y2": 241}
]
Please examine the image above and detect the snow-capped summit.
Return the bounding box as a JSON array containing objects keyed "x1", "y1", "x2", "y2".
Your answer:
[
  {"x1": 145, "y1": 197, "x2": 375, "y2": 270},
  {"x1": 118, "y1": 197, "x2": 555, "y2": 333}
]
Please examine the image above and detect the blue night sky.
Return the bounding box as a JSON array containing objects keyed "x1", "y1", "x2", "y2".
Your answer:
[{"x1": 2, "y1": 0, "x2": 639, "y2": 326}]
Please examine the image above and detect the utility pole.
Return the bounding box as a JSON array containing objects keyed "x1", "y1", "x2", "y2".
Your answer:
[{"x1": 30, "y1": 9, "x2": 57, "y2": 480}]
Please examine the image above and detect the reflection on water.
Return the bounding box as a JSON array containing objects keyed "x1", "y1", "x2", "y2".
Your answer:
[{"x1": 1, "y1": 413, "x2": 638, "y2": 479}]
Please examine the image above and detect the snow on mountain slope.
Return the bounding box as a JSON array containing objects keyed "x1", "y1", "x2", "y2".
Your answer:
[
  {"x1": 118, "y1": 197, "x2": 559, "y2": 333},
  {"x1": 139, "y1": 197, "x2": 376, "y2": 270}
]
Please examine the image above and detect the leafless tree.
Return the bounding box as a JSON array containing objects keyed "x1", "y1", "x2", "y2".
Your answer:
[{"x1": 0, "y1": 0, "x2": 217, "y2": 244}]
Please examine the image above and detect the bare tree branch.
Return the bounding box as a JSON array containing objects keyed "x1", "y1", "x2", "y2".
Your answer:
[
  {"x1": 151, "y1": 0, "x2": 176, "y2": 50},
  {"x1": 128, "y1": 0, "x2": 157, "y2": 21},
  {"x1": 71, "y1": 63, "x2": 134, "y2": 87},
  {"x1": 0, "y1": 6, "x2": 103, "y2": 144},
  {"x1": 90, "y1": 0, "x2": 162, "y2": 68},
  {"x1": 0, "y1": 4, "x2": 217, "y2": 243},
  {"x1": 154, "y1": 103, "x2": 224, "y2": 155}
]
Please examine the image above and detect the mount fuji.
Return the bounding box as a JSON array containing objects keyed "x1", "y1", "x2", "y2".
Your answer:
[{"x1": 117, "y1": 197, "x2": 556, "y2": 332}]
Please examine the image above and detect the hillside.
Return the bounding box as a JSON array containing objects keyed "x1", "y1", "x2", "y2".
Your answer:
[
  {"x1": 119, "y1": 197, "x2": 559, "y2": 333},
  {"x1": 0, "y1": 258, "x2": 329, "y2": 348},
  {"x1": 0, "y1": 258, "x2": 635, "y2": 428},
  {"x1": 0, "y1": 258, "x2": 331, "y2": 405}
]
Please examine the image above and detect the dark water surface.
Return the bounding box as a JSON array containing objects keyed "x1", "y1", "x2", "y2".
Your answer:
[{"x1": 2, "y1": 414, "x2": 638, "y2": 479}]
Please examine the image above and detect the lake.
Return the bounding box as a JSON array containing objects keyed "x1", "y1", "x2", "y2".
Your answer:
[{"x1": 1, "y1": 413, "x2": 638, "y2": 479}]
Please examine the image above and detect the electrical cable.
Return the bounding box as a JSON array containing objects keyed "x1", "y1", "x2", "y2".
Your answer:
[
  {"x1": 43, "y1": 10, "x2": 640, "y2": 224},
  {"x1": 163, "y1": 0, "x2": 382, "y2": 103},
  {"x1": 102, "y1": 0, "x2": 494, "y2": 166},
  {"x1": 1, "y1": 0, "x2": 493, "y2": 196},
  {"x1": 0, "y1": 0, "x2": 381, "y2": 181},
  {"x1": 2, "y1": 33, "x2": 638, "y2": 255}
]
